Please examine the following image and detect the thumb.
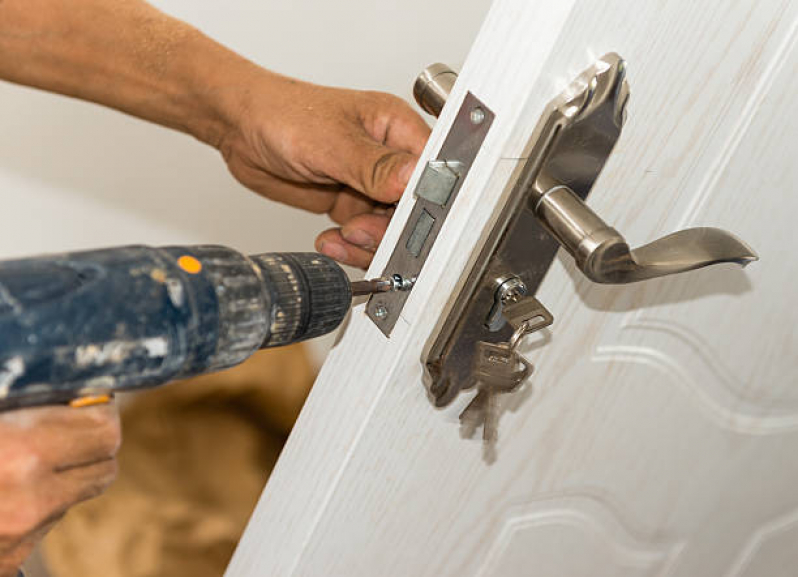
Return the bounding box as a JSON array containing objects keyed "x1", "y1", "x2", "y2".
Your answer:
[{"x1": 343, "y1": 138, "x2": 417, "y2": 204}]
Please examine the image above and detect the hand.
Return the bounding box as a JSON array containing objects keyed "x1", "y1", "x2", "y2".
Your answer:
[
  {"x1": 219, "y1": 73, "x2": 430, "y2": 269},
  {"x1": 0, "y1": 403, "x2": 120, "y2": 577},
  {"x1": 0, "y1": 1, "x2": 430, "y2": 268}
]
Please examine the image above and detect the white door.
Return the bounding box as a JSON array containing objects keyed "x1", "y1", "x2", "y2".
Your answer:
[{"x1": 227, "y1": 1, "x2": 798, "y2": 575}]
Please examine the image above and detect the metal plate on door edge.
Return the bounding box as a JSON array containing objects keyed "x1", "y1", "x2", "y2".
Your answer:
[
  {"x1": 422, "y1": 54, "x2": 629, "y2": 407},
  {"x1": 366, "y1": 93, "x2": 494, "y2": 335}
]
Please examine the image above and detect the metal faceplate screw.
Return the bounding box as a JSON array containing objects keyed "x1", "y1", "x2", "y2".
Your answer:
[
  {"x1": 391, "y1": 274, "x2": 415, "y2": 291},
  {"x1": 470, "y1": 107, "x2": 486, "y2": 125},
  {"x1": 374, "y1": 305, "x2": 389, "y2": 320}
]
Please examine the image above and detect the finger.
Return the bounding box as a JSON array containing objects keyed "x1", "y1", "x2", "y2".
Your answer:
[
  {"x1": 49, "y1": 405, "x2": 120, "y2": 472},
  {"x1": 8, "y1": 403, "x2": 122, "y2": 472},
  {"x1": 381, "y1": 102, "x2": 431, "y2": 155},
  {"x1": 23, "y1": 457, "x2": 118, "y2": 534},
  {"x1": 316, "y1": 229, "x2": 375, "y2": 269},
  {"x1": 372, "y1": 205, "x2": 395, "y2": 216},
  {"x1": 229, "y1": 154, "x2": 381, "y2": 225},
  {"x1": 360, "y1": 93, "x2": 431, "y2": 155},
  {"x1": 0, "y1": 455, "x2": 116, "y2": 555},
  {"x1": 0, "y1": 539, "x2": 35, "y2": 577},
  {"x1": 338, "y1": 138, "x2": 418, "y2": 205},
  {"x1": 3, "y1": 512, "x2": 64, "y2": 572},
  {"x1": 328, "y1": 187, "x2": 376, "y2": 225},
  {"x1": 51, "y1": 457, "x2": 117, "y2": 506},
  {"x1": 341, "y1": 213, "x2": 391, "y2": 251},
  {"x1": 226, "y1": 156, "x2": 338, "y2": 214}
]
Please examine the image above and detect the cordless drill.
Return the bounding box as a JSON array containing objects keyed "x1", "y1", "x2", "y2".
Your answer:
[{"x1": 0, "y1": 244, "x2": 403, "y2": 410}]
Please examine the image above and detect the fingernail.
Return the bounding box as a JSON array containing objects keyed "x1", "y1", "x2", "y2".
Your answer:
[
  {"x1": 319, "y1": 241, "x2": 349, "y2": 262},
  {"x1": 342, "y1": 228, "x2": 375, "y2": 249},
  {"x1": 372, "y1": 206, "x2": 395, "y2": 217},
  {"x1": 398, "y1": 161, "x2": 415, "y2": 186}
]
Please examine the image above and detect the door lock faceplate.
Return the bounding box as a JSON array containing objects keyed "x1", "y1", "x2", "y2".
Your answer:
[
  {"x1": 366, "y1": 92, "x2": 494, "y2": 335},
  {"x1": 422, "y1": 54, "x2": 634, "y2": 406}
]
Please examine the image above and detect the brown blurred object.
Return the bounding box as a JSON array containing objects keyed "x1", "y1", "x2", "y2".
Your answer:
[{"x1": 41, "y1": 344, "x2": 316, "y2": 577}]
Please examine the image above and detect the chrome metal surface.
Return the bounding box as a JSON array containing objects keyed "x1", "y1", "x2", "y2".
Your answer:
[
  {"x1": 367, "y1": 92, "x2": 494, "y2": 335},
  {"x1": 506, "y1": 53, "x2": 757, "y2": 283},
  {"x1": 485, "y1": 276, "x2": 528, "y2": 331},
  {"x1": 351, "y1": 275, "x2": 415, "y2": 297},
  {"x1": 391, "y1": 274, "x2": 416, "y2": 292},
  {"x1": 422, "y1": 52, "x2": 758, "y2": 407},
  {"x1": 414, "y1": 63, "x2": 458, "y2": 116},
  {"x1": 470, "y1": 107, "x2": 486, "y2": 125},
  {"x1": 351, "y1": 277, "x2": 394, "y2": 297},
  {"x1": 534, "y1": 185, "x2": 758, "y2": 283},
  {"x1": 415, "y1": 160, "x2": 465, "y2": 206},
  {"x1": 423, "y1": 55, "x2": 630, "y2": 406}
]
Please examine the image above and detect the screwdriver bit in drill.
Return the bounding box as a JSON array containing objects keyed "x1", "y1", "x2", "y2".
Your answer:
[{"x1": 350, "y1": 275, "x2": 414, "y2": 297}]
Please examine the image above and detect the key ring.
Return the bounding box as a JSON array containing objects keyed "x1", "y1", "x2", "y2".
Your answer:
[
  {"x1": 507, "y1": 312, "x2": 553, "y2": 350},
  {"x1": 508, "y1": 321, "x2": 530, "y2": 350}
]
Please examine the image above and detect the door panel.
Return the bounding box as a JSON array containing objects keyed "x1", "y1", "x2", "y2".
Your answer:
[{"x1": 227, "y1": 1, "x2": 798, "y2": 575}]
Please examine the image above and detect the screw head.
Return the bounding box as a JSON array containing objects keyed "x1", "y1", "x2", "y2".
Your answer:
[
  {"x1": 374, "y1": 305, "x2": 389, "y2": 320},
  {"x1": 470, "y1": 107, "x2": 485, "y2": 125},
  {"x1": 496, "y1": 276, "x2": 528, "y2": 305},
  {"x1": 504, "y1": 288, "x2": 522, "y2": 304}
]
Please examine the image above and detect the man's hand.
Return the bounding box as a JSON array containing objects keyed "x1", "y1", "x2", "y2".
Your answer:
[
  {"x1": 0, "y1": 404, "x2": 120, "y2": 577},
  {"x1": 219, "y1": 75, "x2": 430, "y2": 269},
  {"x1": 0, "y1": 0, "x2": 431, "y2": 270}
]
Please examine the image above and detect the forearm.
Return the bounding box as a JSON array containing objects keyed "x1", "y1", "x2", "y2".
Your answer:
[
  {"x1": 0, "y1": 0, "x2": 261, "y2": 146},
  {"x1": 0, "y1": 0, "x2": 430, "y2": 270}
]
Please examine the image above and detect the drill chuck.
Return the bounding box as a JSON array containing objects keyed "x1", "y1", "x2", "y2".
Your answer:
[
  {"x1": 0, "y1": 245, "x2": 352, "y2": 409},
  {"x1": 248, "y1": 252, "x2": 352, "y2": 348}
]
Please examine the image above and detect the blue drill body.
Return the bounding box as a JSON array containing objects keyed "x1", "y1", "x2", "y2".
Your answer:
[{"x1": 0, "y1": 245, "x2": 352, "y2": 409}]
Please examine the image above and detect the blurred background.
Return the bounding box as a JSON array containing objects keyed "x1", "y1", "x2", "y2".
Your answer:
[{"x1": 0, "y1": 1, "x2": 491, "y2": 576}]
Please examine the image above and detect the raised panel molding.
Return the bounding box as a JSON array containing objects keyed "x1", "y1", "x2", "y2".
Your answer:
[
  {"x1": 726, "y1": 507, "x2": 798, "y2": 577},
  {"x1": 476, "y1": 495, "x2": 683, "y2": 577}
]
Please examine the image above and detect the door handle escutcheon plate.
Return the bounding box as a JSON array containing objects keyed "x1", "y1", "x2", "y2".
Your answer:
[
  {"x1": 515, "y1": 53, "x2": 757, "y2": 284},
  {"x1": 422, "y1": 52, "x2": 758, "y2": 408}
]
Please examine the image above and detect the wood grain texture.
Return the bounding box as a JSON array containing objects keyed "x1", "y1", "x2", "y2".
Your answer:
[{"x1": 227, "y1": 1, "x2": 798, "y2": 575}]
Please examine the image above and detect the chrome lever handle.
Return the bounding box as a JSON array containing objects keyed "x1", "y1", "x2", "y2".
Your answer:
[
  {"x1": 534, "y1": 185, "x2": 758, "y2": 284},
  {"x1": 417, "y1": 55, "x2": 760, "y2": 409},
  {"x1": 413, "y1": 55, "x2": 758, "y2": 286}
]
